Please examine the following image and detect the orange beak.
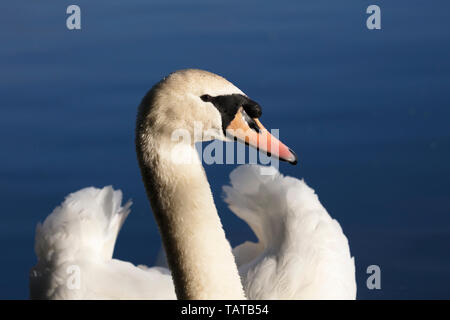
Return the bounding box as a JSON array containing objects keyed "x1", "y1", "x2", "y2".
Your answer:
[{"x1": 225, "y1": 107, "x2": 298, "y2": 165}]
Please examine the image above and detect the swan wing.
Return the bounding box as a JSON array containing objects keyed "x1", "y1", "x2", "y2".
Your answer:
[
  {"x1": 30, "y1": 186, "x2": 175, "y2": 299},
  {"x1": 224, "y1": 165, "x2": 357, "y2": 300}
]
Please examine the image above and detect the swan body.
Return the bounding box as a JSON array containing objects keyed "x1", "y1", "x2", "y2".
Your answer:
[
  {"x1": 30, "y1": 166, "x2": 355, "y2": 299},
  {"x1": 30, "y1": 69, "x2": 356, "y2": 299}
]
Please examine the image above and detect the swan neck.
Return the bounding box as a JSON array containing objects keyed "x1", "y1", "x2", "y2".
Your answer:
[{"x1": 136, "y1": 136, "x2": 245, "y2": 299}]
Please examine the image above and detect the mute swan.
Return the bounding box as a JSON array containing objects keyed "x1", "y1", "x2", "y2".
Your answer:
[{"x1": 29, "y1": 69, "x2": 356, "y2": 300}]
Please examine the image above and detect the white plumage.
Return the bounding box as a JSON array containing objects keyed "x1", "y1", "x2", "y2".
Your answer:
[
  {"x1": 29, "y1": 69, "x2": 357, "y2": 299},
  {"x1": 30, "y1": 187, "x2": 175, "y2": 299},
  {"x1": 30, "y1": 165, "x2": 356, "y2": 299},
  {"x1": 226, "y1": 165, "x2": 356, "y2": 299}
]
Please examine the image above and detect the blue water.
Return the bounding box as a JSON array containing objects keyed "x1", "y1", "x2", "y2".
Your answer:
[{"x1": 1, "y1": 1, "x2": 449, "y2": 299}]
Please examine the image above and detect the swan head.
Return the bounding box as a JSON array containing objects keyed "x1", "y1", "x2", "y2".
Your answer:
[{"x1": 137, "y1": 69, "x2": 297, "y2": 164}]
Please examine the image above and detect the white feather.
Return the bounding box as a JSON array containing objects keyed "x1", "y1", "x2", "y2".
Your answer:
[
  {"x1": 29, "y1": 186, "x2": 175, "y2": 299},
  {"x1": 30, "y1": 165, "x2": 356, "y2": 300},
  {"x1": 225, "y1": 165, "x2": 356, "y2": 300}
]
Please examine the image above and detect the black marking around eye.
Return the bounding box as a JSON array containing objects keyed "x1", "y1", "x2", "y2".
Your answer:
[
  {"x1": 200, "y1": 93, "x2": 262, "y2": 132},
  {"x1": 242, "y1": 98, "x2": 262, "y2": 119},
  {"x1": 200, "y1": 94, "x2": 213, "y2": 102}
]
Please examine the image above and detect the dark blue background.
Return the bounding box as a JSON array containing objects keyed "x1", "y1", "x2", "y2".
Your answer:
[{"x1": 1, "y1": 1, "x2": 449, "y2": 299}]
